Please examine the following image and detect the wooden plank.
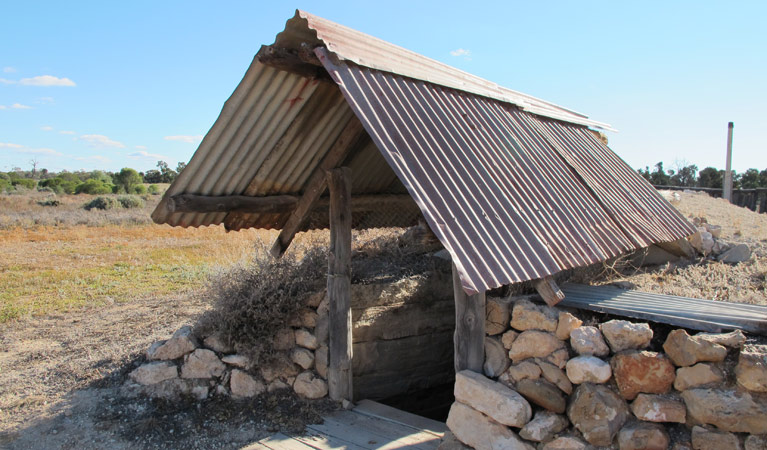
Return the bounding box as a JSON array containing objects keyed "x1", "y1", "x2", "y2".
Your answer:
[
  {"x1": 270, "y1": 118, "x2": 366, "y2": 258},
  {"x1": 167, "y1": 194, "x2": 298, "y2": 214},
  {"x1": 327, "y1": 167, "x2": 353, "y2": 401},
  {"x1": 353, "y1": 399, "x2": 448, "y2": 436},
  {"x1": 306, "y1": 411, "x2": 440, "y2": 450},
  {"x1": 247, "y1": 433, "x2": 316, "y2": 450},
  {"x1": 256, "y1": 45, "x2": 332, "y2": 81},
  {"x1": 534, "y1": 276, "x2": 565, "y2": 306},
  {"x1": 452, "y1": 262, "x2": 485, "y2": 372},
  {"x1": 290, "y1": 429, "x2": 367, "y2": 450}
]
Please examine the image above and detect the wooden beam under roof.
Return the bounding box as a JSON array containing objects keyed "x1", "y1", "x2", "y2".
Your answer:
[{"x1": 257, "y1": 44, "x2": 332, "y2": 81}]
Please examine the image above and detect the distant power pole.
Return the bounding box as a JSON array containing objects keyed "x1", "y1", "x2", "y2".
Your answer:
[{"x1": 723, "y1": 122, "x2": 734, "y2": 203}]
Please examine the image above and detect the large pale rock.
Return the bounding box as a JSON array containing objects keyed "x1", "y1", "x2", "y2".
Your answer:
[
  {"x1": 736, "y1": 345, "x2": 767, "y2": 392},
  {"x1": 295, "y1": 329, "x2": 319, "y2": 350},
  {"x1": 129, "y1": 361, "x2": 178, "y2": 385},
  {"x1": 203, "y1": 332, "x2": 232, "y2": 354},
  {"x1": 300, "y1": 309, "x2": 319, "y2": 328},
  {"x1": 612, "y1": 351, "x2": 675, "y2": 400},
  {"x1": 664, "y1": 329, "x2": 728, "y2": 366},
  {"x1": 454, "y1": 370, "x2": 531, "y2": 427},
  {"x1": 746, "y1": 435, "x2": 767, "y2": 450},
  {"x1": 555, "y1": 312, "x2": 582, "y2": 340},
  {"x1": 146, "y1": 326, "x2": 198, "y2": 360},
  {"x1": 542, "y1": 436, "x2": 589, "y2": 450},
  {"x1": 718, "y1": 243, "x2": 751, "y2": 263},
  {"x1": 519, "y1": 410, "x2": 568, "y2": 443},
  {"x1": 507, "y1": 360, "x2": 541, "y2": 382},
  {"x1": 510, "y1": 298, "x2": 558, "y2": 332},
  {"x1": 691, "y1": 426, "x2": 741, "y2": 450},
  {"x1": 260, "y1": 353, "x2": 299, "y2": 382},
  {"x1": 437, "y1": 431, "x2": 472, "y2": 450},
  {"x1": 697, "y1": 330, "x2": 747, "y2": 348},
  {"x1": 221, "y1": 354, "x2": 249, "y2": 369},
  {"x1": 314, "y1": 345, "x2": 328, "y2": 379},
  {"x1": 485, "y1": 297, "x2": 511, "y2": 335},
  {"x1": 599, "y1": 320, "x2": 653, "y2": 352},
  {"x1": 446, "y1": 402, "x2": 534, "y2": 450},
  {"x1": 293, "y1": 371, "x2": 328, "y2": 399},
  {"x1": 181, "y1": 349, "x2": 225, "y2": 379},
  {"x1": 674, "y1": 363, "x2": 724, "y2": 390},
  {"x1": 516, "y1": 378, "x2": 566, "y2": 414},
  {"x1": 483, "y1": 337, "x2": 510, "y2": 378},
  {"x1": 501, "y1": 330, "x2": 519, "y2": 350},
  {"x1": 566, "y1": 356, "x2": 612, "y2": 384},
  {"x1": 230, "y1": 369, "x2": 265, "y2": 398},
  {"x1": 546, "y1": 348, "x2": 569, "y2": 369},
  {"x1": 618, "y1": 423, "x2": 669, "y2": 450},
  {"x1": 508, "y1": 331, "x2": 566, "y2": 363},
  {"x1": 570, "y1": 327, "x2": 609, "y2": 356},
  {"x1": 536, "y1": 359, "x2": 573, "y2": 394},
  {"x1": 630, "y1": 393, "x2": 686, "y2": 423},
  {"x1": 567, "y1": 383, "x2": 629, "y2": 447},
  {"x1": 682, "y1": 388, "x2": 767, "y2": 434},
  {"x1": 272, "y1": 328, "x2": 295, "y2": 351},
  {"x1": 291, "y1": 347, "x2": 315, "y2": 370}
]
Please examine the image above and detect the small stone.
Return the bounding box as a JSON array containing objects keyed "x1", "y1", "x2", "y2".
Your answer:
[
  {"x1": 342, "y1": 399, "x2": 354, "y2": 410},
  {"x1": 454, "y1": 370, "x2": 532, "y2": 427},
  {"x1": 569, "y1": 326, "x2": 610, "y2": 356},
  {"x1": 181, "y1": 349, "x2": 226, "y2": 379},
  {"x1": 485, "y1": 297, "x2": 511, "y2": 335},
  {"x1": 295, "y1": 329, "x2": 319, "y2": 350},
  {"x1": 515, "y1": 378, "x2": 566, "y2": 414},
  {"x1": 230, "y1": 369, "x2": 265, "y2": 398},
  {"x1": 682, "y1": 388, "x2": 767, "y2": 434},
  {"x1": 129, "y1": 362, "x2": 178, "y2": 385},
  {"x1": 291, "y1": 347, "x2": 315, "y2": 370},
  {"x1": 612, "y1": 351, "x2": 675, "y2": 400},
  {"x1": 542, "y1": 436, "x2": 589, "y2": 450},
  {"x1": 221, "y1": 354, "x2": 249, "y2": 369},
  {"x1": 510, "y1": 298, "x2": 559, "y2": 332},
  {"x1": 746, "y1": 435, "x2": 767, "y2": 450},
  {"x1": 293, "y1": 371, "x2": 328, "y2": 399},
  {"x1": 718, "y1": 243, "x2": 751, "y2": 263},
  {"x1": 663, "y1": 329, "x2": 728, "y2": 366},
  {"x1": 599, "y1": 320, "x2": 653, "y2": 352},
  {"x1": 618, "y1": 422, "x2": 669, "y2": 450},
  {"x1": 736, "y1": 344, "x2": 767, "y2": 392},
  {"x1": 536, "y1": 359, "x2": 573, "y2": 394},
  {"x1": 202, "y1": 333, "x2": 232, "y2": 354},
  {"x1": 705, "y1": 223, "x2": 723, "y2": 239},
  {"x1": 272, "y1": 328, "x2": 295, "y2": 351},
  {"x1": 483, "y1": 337, "x2": 510, "y2": 378},
  {"x1": 566, "y1": 356, "x2": 612, "y2": 384},
  {"x1": 267, "y1": 379, "x2": 290, "y2": 392},
  {"x1": 501, "y1": 330, "x2": 519, "y2": 349},
  {"x1": 446, "y1": 402, "x2": 534, "y2": 450},
  {"x1": 696, "y1": 330, "x2": 747, "y2": 348},
  {"x1": 260, "y1": 353, "x2": 299, "y2": 383},
  {"x1": 691, "y1": 426, "x2": 741, "y2": 450},
  {"x1": 567, "y1": 383, "x2": 629, "y2": 447},
  {"x1": 315, "y1": 345, "x2": 328, "y2": 379},
  {"x1": 555, "y1": 312, "x2": 582, "y2": 340},
  {"x1": 630, "y1": 393, "x2": 686, "y2": 423},
  {"x1": 146, "y1": 326, "x2": 198, "y2": 361},
  {"x1": 546, "y1": 348, "x2": 569, "y2": 369},
  {"x1": 300, "y1": 309, "x2": 319, "y2": 328},
  {"x1": 305, "y1": 290, "x2": 325, "y2": 308},
  {"x1": 508, "y1": 331, "x2": 566, "y2": 363},
  {"x1": 214, "y1": 385, "x2": 228, "y2": 396},
  {"x1": 519, "y1": 410, "x2": 568, "y2": 442},
  {"x1": 507, "y1": 360, "x2": 541, "y2": 382},
  {"x1": 674, "y1": 363, "x2": 724, "y2": 391}
]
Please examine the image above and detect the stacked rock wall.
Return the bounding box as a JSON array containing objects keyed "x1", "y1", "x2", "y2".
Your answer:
[{"x1": 447, "y1": 296, "x2": 767, "y2": 450}]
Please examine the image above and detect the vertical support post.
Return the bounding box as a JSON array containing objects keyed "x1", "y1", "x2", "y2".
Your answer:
[
  {"x1": 724, "y1": 121, "x2": 734, "y2": 203},
  {"x1": 452, "y1": 263, "x2": 486, "y2": 373},
  {"x1": 327, "y1": 167, "x2": 353, "y2": 401}
]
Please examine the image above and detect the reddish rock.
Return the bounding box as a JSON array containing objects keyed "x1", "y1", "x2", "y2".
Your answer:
[
  {"x1": 567, "y1": 383, "x2": 629, "y2": 446},
  {"x1": 663, "y1": 329, "x2": 727, "y2": 367},
  {"x1": 611, "y1": 351, "x2": 675, "y2": 400}
]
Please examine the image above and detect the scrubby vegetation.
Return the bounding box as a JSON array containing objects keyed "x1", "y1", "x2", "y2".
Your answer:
[{"x1": 638, "y1": 161, "x2": 767, "y2": 189}]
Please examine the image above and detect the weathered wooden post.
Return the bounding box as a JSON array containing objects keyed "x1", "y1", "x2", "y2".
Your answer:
[
  {"x1": 452, "y1": 263, "x2": 485, "y2": 373},
  {"x1": 724, "y1": 122, "x2": 734, "y2": 203},
  {"x1": 327, "y1": 167, "x2": 353, "y2": 401}
]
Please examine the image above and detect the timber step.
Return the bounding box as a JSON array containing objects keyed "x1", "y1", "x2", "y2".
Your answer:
[{"x1": 246, "y1": 399, "x2": 446, "y2": 450}]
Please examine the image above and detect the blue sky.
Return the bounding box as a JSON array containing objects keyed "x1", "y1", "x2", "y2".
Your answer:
[{"x1": 1, "y1": 1, "x2": 765, "y2": 174}]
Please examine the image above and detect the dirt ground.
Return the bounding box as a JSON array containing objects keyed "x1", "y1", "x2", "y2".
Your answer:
[{"x1": 1, "y1": 190, "x2": 766, "y2": 449}]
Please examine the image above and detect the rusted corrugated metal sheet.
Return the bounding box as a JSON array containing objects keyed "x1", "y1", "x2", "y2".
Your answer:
[{"x1": 318, "y1": 56, "x2": 693, "y2": 293}]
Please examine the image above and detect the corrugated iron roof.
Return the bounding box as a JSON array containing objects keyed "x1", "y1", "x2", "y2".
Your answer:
[{"x1": 152, "y1": 10, "x2": 696, "y2": 294}]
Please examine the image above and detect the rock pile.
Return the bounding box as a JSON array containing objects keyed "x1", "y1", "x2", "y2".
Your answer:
[
  {"x1": 446, "y1": 297, "x2": 767, "y2": 449},
  {"x1": 689, "y1": 217, "x2": 752, "y2": 263},
  {"x1": 124, "y1": 291, "x2": 331, "y2": 401}
]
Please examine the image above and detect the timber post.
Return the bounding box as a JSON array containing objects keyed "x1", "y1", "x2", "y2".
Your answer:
[
  {"x1": 452, "y1": 263, "x2": 486, "y2": 373},
  {"x1": 327, "y1": 167, "x2": 353, "y2": 401}
]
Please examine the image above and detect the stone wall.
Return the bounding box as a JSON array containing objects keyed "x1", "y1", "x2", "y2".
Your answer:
[{"x1": 446, "y1": 297, "x2": 767, "y2": 450}]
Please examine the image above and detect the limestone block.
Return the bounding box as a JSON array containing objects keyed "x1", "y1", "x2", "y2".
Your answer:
[
  {"x1": 446, "y1": 402, "x2": 534, "y2": 450},
  {"x1": 510, "y1": 298, "x2": 558, "y2": 332},
  {"x1": 570, "y1": 326, "x2": 609, "y2": 356},
  {"x1": 129, "y1": 361, "x2": 178, "y2": 385},
  {"x1": 630, "y1": 393, "x2": 686, "y2": 423},
  {"x1": 663, "y1": 329, "x2": 728, "y2": 367},
  {"x1": 599, "y1": 320, "x2": 653, "y2": 352},
  {"x1": 566, "y1": 356, "x2": 612, "y2": 384},
  {"x1": 454, "y1": 370, "x2": 532, "y2": 427},
  {"x1": 181, "y1": 349, "x2": 226, "y2": 379}
]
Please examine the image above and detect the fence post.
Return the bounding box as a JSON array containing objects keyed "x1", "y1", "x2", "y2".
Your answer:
[{"x1": 723, "y1": 122, "x2": 734, "y2": 203}]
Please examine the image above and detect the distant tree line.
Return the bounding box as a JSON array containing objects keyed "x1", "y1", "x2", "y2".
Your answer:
[
  {"x1": 638, "y1": 162, "x2": 767, "y2": 189},
  {"x1": 0, "y1": 160, "x2": 186, "y2": 195}
]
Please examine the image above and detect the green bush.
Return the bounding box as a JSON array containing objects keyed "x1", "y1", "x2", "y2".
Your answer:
[
  {"x1": 75, "y1": 179, "x2": 113, "y2": 195},
  {"x1": 116, "y1": 195, "x2": 145, "y2": 209},
  {"x1": 11, "y1": 178, "x2": 37, "y2": 190},
  {"x1": 84, "y1": 196, "x2": 120, "y2": 210},
  {"x1": 0, "y1": 179, "x2": 10, "y2": 192},
  {"x1": 132, "y1": 184, "x2": 147, "y2": 195},
  {"x1": 147, "y1": 184, "x2": 160, "y2": 195}
]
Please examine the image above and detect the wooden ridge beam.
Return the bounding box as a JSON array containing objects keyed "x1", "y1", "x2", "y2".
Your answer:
[{"x1": 257, "y1": 44, "x2": 332, "y2": 81}]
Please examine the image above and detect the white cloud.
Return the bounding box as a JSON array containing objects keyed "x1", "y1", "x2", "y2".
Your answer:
[
  {"x1": 0, "y1": 78, "x2": 14, "y2": 85},
  {"x1": 3, "y1": 67, "x2": 16, "y2": 73},
  {"x1": 17, "y1": 148, "x2": 63, "y2": 156},
  {"x1": 11, "y1": 103, "x2": 32, "y2": 110},
  {"x1": 19, "y1": 75, "x2": 76, "y2": 87},
  {"x1": 41, "y1": 126, "x2": 54, "y2": 131},
  {"x1": 59, "y1": 130, "x2": 76, "y2": 135},
  {"x1": 129, "y1": 150, "x2": 167, "y2": 160},
  {"x1": 80, "y1": 134, "x2": 125, "y2": 148},
  {"x1": 134, "y1": 145, "x2": 147, "y2": 150},
  {"x1": 0, "y1": 142, "x2": 24, "y2": 149},
  {"x1": 450, "y1": 48, "x2": 471, "y2": 57},
  {"x1": 38, "y1": 97, "x2": 55, "y2": 104},
  {"x1": 0, "y1": 105, "x2": 6, "y2": 110},
  {"x1": 164, "y1": 135, "x2": 203, "y2": 144}
]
